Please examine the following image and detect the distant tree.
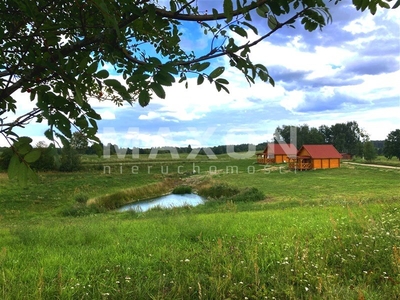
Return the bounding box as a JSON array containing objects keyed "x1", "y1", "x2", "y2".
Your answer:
[
  {"x1": 59, "y1": 143, "x2": 81, "y2": 172},
  {"x1": 308, "y1": 127, "x2": 325, "y2": 144},
  {"x1": 364, "y1": 141, "x2": 377, "y2": 162},
  {"x1": 256, "y1": 142, "x2": 268, "y2": 151},
  {"x1": 0, "y1": 147, "x2": 12, "y2": 170},
  {"x1": 371, "y1": 140, "x2": 385, "y2": 155},
  {"x1": 329, "y1": 121, "x2": 365, "y2": 156},
  {"x1": 276, "y1": 124, "x2": 324, "y2": 147},
  {"x1": 70, "y1": 132, "x2": 89, "y2": 154},
  {"x1": 383, "y1": 129, "x2": 400, "y2": 160},
  {"x1": 319, "y1": 125, "x2": 333, "y2": 144},
  {"x1": 36, "y1": 141, "x2": 48, "y2": 148},
  {"x1": 30, "y1": 141, "x2": 55, "y2": 171}
]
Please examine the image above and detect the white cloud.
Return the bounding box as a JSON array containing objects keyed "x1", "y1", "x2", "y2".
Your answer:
[{"x1": 99, "y1": 111, "x2": 116, "y2": 120}]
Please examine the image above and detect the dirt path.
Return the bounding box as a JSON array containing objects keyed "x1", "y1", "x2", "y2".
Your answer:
[{"x1": 343, "y1": 162, "x2": 400, "y2": 170}]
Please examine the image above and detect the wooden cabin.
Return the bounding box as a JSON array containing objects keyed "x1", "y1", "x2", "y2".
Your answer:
[
  {"x1": 288, "y1": 144, "x2": 342, "y2": 170},
  {"x1": 256, "y1": 143, "x2": 297, "y2": 164},
  {"x1": 340, "y1": 153, "x2": 353, "y2": 160}
]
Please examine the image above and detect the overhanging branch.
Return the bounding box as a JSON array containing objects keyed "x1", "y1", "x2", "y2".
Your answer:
[{"x1": 155, "y1": 0, "x2": 269, "y2": 21}]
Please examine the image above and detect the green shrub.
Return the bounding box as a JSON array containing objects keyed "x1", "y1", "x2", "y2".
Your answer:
[
  {"x1": 198, "y1": 183, "x2": 240, "y2": 199},
  {"x1": 31, "y1": 147, "x2": 55, "y2": 171},
  {"x1": 0, "y1": 147, "x2": 12, "y2": 170},
  {"x1": 61, "y1": 203, "x2": 104, "y2": 217},
  {"x1": 0, "y1": 146, "x2": 56, "y2": 171},
  {"x1": 172, "y1": 185, "x2": 192, "y2": 194},
  {"x1": 59, "y1": 144, "x2": 81, "y2": 172},
  {"x1": 75, "y1": 193, "x2": 89, "y2": 203},
  {"x1": 232, "y1": 187, "x2": 265, "y2": 202}
]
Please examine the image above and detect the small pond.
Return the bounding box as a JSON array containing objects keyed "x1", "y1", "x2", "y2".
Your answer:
[{"x1": 118, "y1": 193, "x2": 205, "y2": 212}]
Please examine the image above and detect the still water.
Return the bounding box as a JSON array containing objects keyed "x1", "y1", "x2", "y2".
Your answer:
[{"x1": 118, "y1": 194, "x2": 205, "y2": 212}]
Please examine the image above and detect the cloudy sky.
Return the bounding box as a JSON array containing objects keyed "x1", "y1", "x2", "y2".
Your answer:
[{"x1": 2, "y1": 1, "x2": 399, "y2": 148}]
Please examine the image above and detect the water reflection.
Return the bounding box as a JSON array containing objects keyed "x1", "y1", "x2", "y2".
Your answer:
[{"x1": 119, "y1": 194, "x2": 205, "y2": 212}]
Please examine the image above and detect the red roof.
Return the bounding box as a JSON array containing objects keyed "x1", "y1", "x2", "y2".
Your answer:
[
  {"x1": 299, "y1": 144, "x2": 342, "y2": 159},
  {"x1": 263, "y1": 143, "x2": 297, "y2": 155}
]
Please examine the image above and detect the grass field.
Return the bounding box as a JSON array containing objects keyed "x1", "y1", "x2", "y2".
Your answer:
[{"x1": 0, "y1": 155, "x2": 399, "y2": 299}]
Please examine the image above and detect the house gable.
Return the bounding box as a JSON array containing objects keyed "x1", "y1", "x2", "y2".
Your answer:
[{"x1": 297, "y1": 144, "x2": 342, "y2": 159}]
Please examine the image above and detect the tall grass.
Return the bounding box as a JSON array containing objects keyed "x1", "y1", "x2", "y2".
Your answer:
[{"x1": 1, "y1": 200, "x2": 399, "y2": 299}]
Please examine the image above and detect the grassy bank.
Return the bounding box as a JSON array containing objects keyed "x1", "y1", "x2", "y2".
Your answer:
[{"x1": 0, "y1": 157, "x2": 399, "y2": 299}]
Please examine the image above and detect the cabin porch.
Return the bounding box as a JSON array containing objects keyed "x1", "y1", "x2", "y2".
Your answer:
[
  {"x1": 288, "y1": 156, "x2": 313, "y2": 170},
  {"x1": 256, "y1": 153, "x2": 274, "y2": 164}
]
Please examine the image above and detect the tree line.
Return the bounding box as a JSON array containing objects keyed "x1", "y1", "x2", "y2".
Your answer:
[
  {"x1": 1, "y1": 125, "x2": 398, "y2": 173},
  {"x1": 275, "y1": 122, "x2": 400, "y2": 161}
]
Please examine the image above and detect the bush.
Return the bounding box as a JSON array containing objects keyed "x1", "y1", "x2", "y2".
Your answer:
[
  {"x1": 75, "y1": 194, "x2": 89, "y2": 203},
  {"x1": 232, "y1": 187, "x2": 265, "y2": 202},
  {"x1": 0, "y1": 148, "x2": 12, "y2": 171},
  {"x1": 59, "y1": 144, "x2": 81, "y2": 172},
  {"x1": 172, "y1": 185, "x2": 192, "y2": 194},
  {"x1": 31, "y1": 147, "x2": 55, "y2": 171},
  {"x1": 198, "y1": 183, "x2": 240, "y2": 199},
  {"x1": 199, "y1": 183, "x2": 264, "y2": 203},
  {"x1": 61, "y1": 203, "x2": 104, "y2": 217}
]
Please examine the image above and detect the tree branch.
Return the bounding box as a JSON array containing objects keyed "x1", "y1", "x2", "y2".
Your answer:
[
  {"x1": 155, "y1": 0, "x2": 269, "y2": 21},
  {"x1": 174, "y1": 8, "x2": 309, "y2": 66},
  {"x1": 0, "y1": 108, "x2": 41, "y2": 134}
]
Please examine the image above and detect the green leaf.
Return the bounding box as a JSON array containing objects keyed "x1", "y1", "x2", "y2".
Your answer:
[
  {"x1": 215, "y1": 78, "x2": 229, "y2": 85},
  {"x1": 8, "y1": 154, "x2": 20, "y2": 180},
  {"x1": 17, "y1": 162, "x2": 28, "y2": 187},
  {"x1": 256, "y1": 7, "x2": 267, "y2": 18},
  {"x1": 18, "y1": 143, "x2": 33, "y2": 155},
  {"x1": 242, "y1": 21, "x2": 258, "y2": 35},
  {"x1": 75, "y1": 115, "x2": 88, "y2": 129},
  {"x1": 104, "y1": 79, "x2": 122, "y2": 88},
  {"x1": 268, "y1": 15, "x2": 278, "y2": 30},
  {"x1": 87, "y1": 61, "x2": 98, "y2": 74},
  {"x1": 17, "y1": 136, "x2": 33, "y2": 145},
  {"x1": 139, "y1": 89, "x2": 150, "y2": 107},
  {"x1": 95, "y1": 69, "x2": 109, "y2": 79},
  {"x1": 231, "y1": 25, "x2": 248, "y2": 38},
  {"x1": 150, "y1": 82, "x2": 166, "y2": 99},
  {"x1": 44, "y1": 129, "x2": 54, "y2": 140},
  {"x1": 197, "y1": 74, "x2": 204, "y2": 85},
  {"x1": 29, "y1": 89, "x2": 36, "y2": 101},
  {"x1": 215, "y1": 81, "x2": 230, "y2": 94},
  {"x1": 369, "y1": 2, "x2": 377, "y2": 14},
  {"x1": 212, "y1": 8, "x2": 219, "y2": 19},
  {"x1": 196, "y1": 62, "x2": 211, "y2": 72},
  {"x1": 153, "y1": 71, "x2": 175, "y2": 86},
  {"x1": 209, "y1": 67, "x2": 225, "y2": 79},
  {"x1": 169, "y1": 0, "x2": 177, "y2": 12},
  {"x1": 223, "y1": 0, "x2": 234, "y2": 22},
  {"x1": 24, "y1": 149, "x2": 41, "y2": 163},
  {"x1": 258, "y1": 70, "x2": 270, "y2": 82},
  {"x1": 75, "y1": 86, "x2": 83, "y2": 105},
  {"x1": 27, "y1": 166, "x2": 39, "y2": 184},
  {"x1": 378, "y1": 1, "x2": 390, "y2": 8}
]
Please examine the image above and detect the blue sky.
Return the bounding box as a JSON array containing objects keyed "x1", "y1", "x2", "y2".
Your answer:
[{"x1": 2, "y1": 2, "x2": 399, "y2": 148}]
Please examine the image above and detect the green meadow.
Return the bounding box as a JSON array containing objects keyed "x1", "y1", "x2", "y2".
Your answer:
[{"x1": 0, "y1": 155, "x2": 399, "y2": 299}]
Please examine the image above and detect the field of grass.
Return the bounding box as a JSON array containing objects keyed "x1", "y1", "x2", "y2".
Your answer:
[{"x1": 0, "y1": 155, "x2": 399, "y2": 299}]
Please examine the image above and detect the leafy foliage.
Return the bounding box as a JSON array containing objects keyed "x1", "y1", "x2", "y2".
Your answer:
[
  {"x1": 0, "y1": 0, "x2": 394, "y2": 183},
  {"x1": 276, "y1": 121, "x2": 368, "y2": 156},
  {"x1": 198, "y1": 183, "x2": 240, "y2": 199},
  {"x1": 383, "y1": 129, "x2": 400, "y2": 160},
  {"x1": 363, "y1": 141, "x2": 377, "y2": 161},
  {"x1": 172, "y1": 185, "x2": 193, "y2": 194},
  {"x1": 59, "y1": 143, "x2": 81, "y2": 172}
]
